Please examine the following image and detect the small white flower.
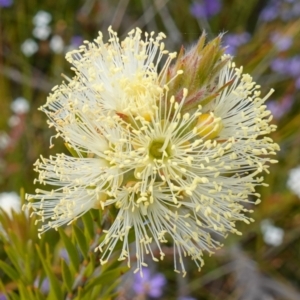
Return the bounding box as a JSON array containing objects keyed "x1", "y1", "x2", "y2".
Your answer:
[
  {"x1": 0, "y1": 192, "x2": 21, "y2": 218},
  {"x1": 25, "y1": 28, "x2": 279, "y2": 275},
  {"x1": 11, "y1": 97, "x2": 30, "y2": 114},
  {"x1": 0, "y1": 132, "x2": 10, "y2": 149},
  {"x1": 261, "y1": 219, "x2": 284, "y2": 246},
  {"x1": 287, "y1": 166, "x2": 300, "y2": 198},
  {"x1": 32, "y1": 25, "x2": 51, "y2": 40},
  {"x1": 21, "y1": 39, "x2": 38, "y2": 57},
  {"x1": 50, "y1": 35, "x2": 64, "y2": 53},
  {"x1": 8, "y1": 115, "x2": 20, "y2": 127},
  {"x1": 32, "y1": 10, "x2": 52, "y2": 27}
]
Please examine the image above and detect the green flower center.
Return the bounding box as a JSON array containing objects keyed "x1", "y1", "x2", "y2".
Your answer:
[{"x1": 149, "y1": 139, "x2": 171, "y2": 159}]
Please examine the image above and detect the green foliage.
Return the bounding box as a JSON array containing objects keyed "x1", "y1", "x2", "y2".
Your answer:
[
  {"x1": 58, "y1": 228, "x2": 80, "y2": 271},
  {"x1": 61, "y1": 259, "x2": 73, "y2": 293},
  {"x1": 0, "y1": 208, "x2": 126, "y2": 299},
  {"x1": 0, "y1": 261, "x2": 20, "y2": 281}
]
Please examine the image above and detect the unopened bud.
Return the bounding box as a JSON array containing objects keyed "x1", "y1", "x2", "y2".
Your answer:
[
  {"x1": 93, "y1": 192, "x2": 108, "y2": 209},
  {"x1": 196, "y1": 113, "x2": 223, "y2": 140}
]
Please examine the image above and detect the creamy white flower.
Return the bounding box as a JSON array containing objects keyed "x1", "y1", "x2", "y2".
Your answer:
[
  {"x1": 51, "y1": 27, "x2": 176, "y2": 121},
  {"x1": 26, "y1": 117, "x2": 127, "y2": 234},
  {"x1": 95, "y1": 62, "x2": 278, "y2": 274},
  {"x1": 25, "y1": 28, "x2": 279, "y2": 275}
]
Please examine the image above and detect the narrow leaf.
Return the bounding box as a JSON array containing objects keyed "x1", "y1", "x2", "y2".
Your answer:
[
  {"x1": 81, "y1": 211, "x2": 95, "y2": 241},
  {"x1": 59, "y1": 228, "x2": 80, "y2": 271},
  {"x1": 35, "y1": 244, "x2": 63, "y2": 300},
  {"x1": 61, "y1": 259, "x2": 73, "y2": 293},
  {"x1": 0, "y1": 281, "x2": 9, "y2": 296},
  {"x1": 83, "y1": 259, "x2": 95, "y2": 278},
  {"x1": 4, "y1": 245, "x2": 23, "y2": 276},
  {"x1": 33, "y1": 289, "x2": 45, "y2": 300},
  {"x1": 89, "y1": 209, "x2": 103, "y2": 229},
  {"x1": 90, "y1": 284, "x2": 103, "y2": 299},
  {"x1": 8, "y1": 293, "x2": 20, "y2": 300},
  {"x1": 18, "y1": 282, "x2": 31, "y2": 300},
  {"x1": 72, "y1": 224, "x2": 88, "y2": 260},
  {"x1": 0, "y1": 260, "x2": 20, "y2": 281},
  {"x1": 83, "y1": 266, "x2": 128, "y2": 295}
]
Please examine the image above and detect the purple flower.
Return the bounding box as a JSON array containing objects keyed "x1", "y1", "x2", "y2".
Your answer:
[
  {"x1": 0, "y1": 0, "x2": 13, "y2": 7},
  {"x1": 59, "y1": 248, "x2": 70, "y2": 264},
  {"x1": 295, "y1": 77, "x2": 300, "y2": 90},
  {"x1": 0, "y1": 293, "x2": 7, "y2": 300},
  {"x1": 260, "y1": 7, "x2": 278, "y2": 21},
  {"x1": 260, "y1": 0, "x2": 280, "y2": 21},
  {"x1": 292, "y1": 2, "x2": 300, "y2": 16},
  {"x1": 133, "y1": 268, "x2": 166, "y2": 298},
  {"x1": 267, "y1": 96, "x2": 293, "y2": 119},
  {"x1": 190, "y1": 0, "x2": 221, "y2": 19},
  {"x1": 34, "y1": 277, "x2": 50, "y2": 294},
  {"x1": 270, "y1": 32, "x2": 292, "y2": 51},
  {"x1": 223, "y1": 32, "x2": 251, "y2": 55},
  {"x1": 261, "y1": 0, "x2": 300, "y2": 21},
  {"x1": 71, "y1": 35, "x2": 83, "y2": 48},
  {"x1": 178, "y1": 297, "x2": 196, "y2": 300},
  {"x1": 270, "y1": 57, "x2": 289, "y2": 74},
  {"x1": 271, "y1": 56, "x2": 300, "y2": 79},
  {"x1": 287, "y1": 56, "x2": 300, "y2": 77}
]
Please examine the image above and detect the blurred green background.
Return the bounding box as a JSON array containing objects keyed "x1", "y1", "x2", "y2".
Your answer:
[{"x1": 1, "y1": 0, "x2": 300, "y2": 299}]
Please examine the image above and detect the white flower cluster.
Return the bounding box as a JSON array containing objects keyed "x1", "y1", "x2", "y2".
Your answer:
[
  {"x1": 21, "y1": 10, "x2": 64, "y2": 57},
  {"x1": 25, "y1": 27, "x2": 279, "y2": 275}
]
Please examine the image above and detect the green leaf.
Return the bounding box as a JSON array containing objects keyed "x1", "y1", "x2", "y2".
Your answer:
[
  {"x1": 8, "y1": 292, "x2": 20, "y2": 300},
  {"x1": 6, "y1": 228, "x2": 24, "y2": 256},
  {"x1": 83, "y1": 258, "x2": 95, "y2": 278},
  {"x1": 18, "y1": 282, "x2": 31, "y2": 300},
  {"x1": 89, "y1": 284, "x2": 103, "y2": 299},
  {"x1": 83, "y1": 266, "x2": 128, "y2": 296},
  {"x1": 58, "y1": 228, "x2": 80, "y2": 271},
  {"x1": 76, "y1": 287, "x2": 84, "y2": 300},
  {"x1": 81, "y1": 211, "x2": 95, "y2": 241},
  {"x1": 61, "y1": 259, "x2": 73, "y2": 293},
  {"x1": 4, "y1": 245, "x2": 23, "y2": 276},
  {"x1": 24, "y1": 252, "x2": 34, "y2": 283},
  {"x1": 27, "y1": 286, "x2": 38, "y2": 300},
  {"x1": 0, "y1": 260, "x2": 20, "y2": 281},
  {"x1": 33, "y1": 289, "x2": 46, "y2": 300},
  {"x1": 89, "y1": 209, "x2": 103, "y2": 229},
  {"x1": 36, "y1": 244, "x2": 64, "y2": 300},
  {"x1": 0, "y1": 281, "x2": 8, "y2": 296},
  {"x1": 72, "y1": 224, "x2": 88, "y2": 260},
  {"x1": 102, "y1": 289, "x2": 120, "y2": 300}
]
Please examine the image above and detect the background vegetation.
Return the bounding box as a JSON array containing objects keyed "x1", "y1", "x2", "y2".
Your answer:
[{"x1": 1, "y1": 0, "x2": 300, "y2": 299}]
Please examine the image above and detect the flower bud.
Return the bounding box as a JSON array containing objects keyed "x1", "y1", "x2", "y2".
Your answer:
[{"x1": 196, "y1": 113, "x2": 223, "y2": 139}]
